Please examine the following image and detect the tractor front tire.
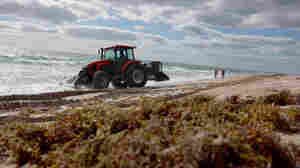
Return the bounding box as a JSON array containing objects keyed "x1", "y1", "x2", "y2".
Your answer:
[
  {"x1": 92, "y1": 71, "x2": 110, "y2": 89},
  {"x1": 127, "y1": 66, "x2": 147, "y2": 88}
]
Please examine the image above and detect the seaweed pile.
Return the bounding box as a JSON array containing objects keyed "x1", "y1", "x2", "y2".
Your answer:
[{"x1": 0, "y1": 90, "x2": 299, "y2": 167}]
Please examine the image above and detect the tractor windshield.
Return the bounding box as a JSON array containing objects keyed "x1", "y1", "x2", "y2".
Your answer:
[
  {"x1": 127, "y1": 48, "x2": 134, "y2": 60},
  {"x1": 104, "y1": 49, "x2": 115, "y2": 60},
  {"x1": 102, "y1": 47, "x2": 135, "y2": 61}
]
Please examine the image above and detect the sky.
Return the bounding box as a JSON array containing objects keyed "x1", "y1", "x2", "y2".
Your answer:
[{"x1": 0, "y1": 0, "x2": 299, "y2": 73}]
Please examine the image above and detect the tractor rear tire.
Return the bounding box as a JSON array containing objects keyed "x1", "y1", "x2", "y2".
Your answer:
[
  {"x1": 92, "y1": 71, "x2": 110, "y2": 89},
  {"x1": 127, "y1": 66, "x2": 147, "y2": 88},
  {"x1": 111, "y1": 79, "x2": 127, "y2": 89}
]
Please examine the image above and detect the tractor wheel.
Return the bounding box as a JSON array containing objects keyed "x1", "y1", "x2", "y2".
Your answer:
[
  {"x1": 92, "y1": 71, "x2": 110, "y2": 89},
  {"x1": 74, "y1": 75, "x2": 90, "y2": 88},
  {"x1": 127, "y1": 66, "x2": 147, "y2": 88},
  {"x1": 74, "y1": 67, "x2": 90, "y2": 88},
  {"x1": 111, "y1": 79, "x2": 127, "y2": 89}
]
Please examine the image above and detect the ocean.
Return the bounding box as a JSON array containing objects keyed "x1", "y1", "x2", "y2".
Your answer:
[{"x1": 0, "y1": 48, "x2": 258, "y2": 96}]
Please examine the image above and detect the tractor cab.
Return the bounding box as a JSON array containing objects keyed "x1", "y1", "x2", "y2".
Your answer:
[
  {"x1": 94, "y1": 45, "x2": 140, "y2": 76},
  {"x1": 98, "y1": 45, "x2": 136, "y2": 61}
]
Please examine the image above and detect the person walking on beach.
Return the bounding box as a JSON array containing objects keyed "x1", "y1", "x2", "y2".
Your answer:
[
  {"x1": 214, "y1": 68, "x2": 218, "y2": 79},
  {"x1": 214, "y1": 68, "x2": 225, "y2": 79},
  {"x1": 221, "y1": 69, "x2": 225, "y2": 79}
]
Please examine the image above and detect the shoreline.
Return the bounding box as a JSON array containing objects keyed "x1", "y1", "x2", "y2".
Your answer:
[
  {"x1": 1, "y1": 73, "x2": 299, "y2": 112},
  {"x1": 0, "y1": 74, "x2": 256, "y2": 111}
]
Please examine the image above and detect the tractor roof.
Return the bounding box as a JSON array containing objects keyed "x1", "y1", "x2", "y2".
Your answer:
[{"x1": 103, "y1": 45, "x2": 136, "y2": 50}]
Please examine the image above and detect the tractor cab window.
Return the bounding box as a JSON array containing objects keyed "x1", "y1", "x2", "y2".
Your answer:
[
  {"x1": 104, "y1": 49, "x2": 115, "y2": 60},
  {"x1": 127, "y1": 49, "x2": 134, "y2": 60},
  {"x1": 116, "y1": 48, "x2": 127, "y2": 60}
]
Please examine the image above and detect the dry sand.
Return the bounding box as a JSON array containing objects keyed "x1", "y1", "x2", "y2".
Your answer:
[{"x1": 200, "y1": 74, "x2": 300, "y2": 100}]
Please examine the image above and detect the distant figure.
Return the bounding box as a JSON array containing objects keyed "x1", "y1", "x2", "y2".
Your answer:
[
  {"x1": 215, "y1": 68, "x2": 220, "y2": 79},
  {"x1": 221, "y1": 69, "x2": 225, "y2": 79},
  {"x1": 214, "y1": 68, "x2": 225, "y2": 79},
  {"x1": 214, "y1": 68, "x2": 218, "y2": 79}
]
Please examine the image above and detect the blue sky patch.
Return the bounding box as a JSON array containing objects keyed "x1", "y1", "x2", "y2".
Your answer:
[
  {"x1": 218, "y1": 27, "x2": 300, "y2": 40},
  {"x1": 78, "y1": 17, "x2": 185, "y2": 41}
]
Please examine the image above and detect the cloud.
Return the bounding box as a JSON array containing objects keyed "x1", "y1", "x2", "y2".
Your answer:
[
  {"x1": 1, "y1": 0, "x2": 300, "y2": 28},
  {"x1": 143, "y1": 34, "x2": 168, "y2": 45},
  {"x1": 0, "y1": 1, "x2": 78, "y2": 24},
  {"x1": 182, "y1": 25, "x2": 223, "y2": 38},
  {"x1": 65, "y1": 26, "x2": 137, "y2": 41},
  {"x1": 183, "y1": 25, "x2": 297, "y2": 51},
  {"x1": 0, "y1": 20, "x2": 58, "y2": 34},
  {"x1": 22, "y1": 25, "x2": 58, "y2": 33},
  {"x1": 241, "y1": 10, "x2": 300, "y2": 28},
  {"x1": 0, "y1": 1, "x2": 113, "y2": 24},
  {"x1": 64, "y1": 24, "x2": 170, "y2": 46},
  {"x1": 199, "y1": 0, "x2": 300, "y2": 28},
  {"x1": 103, "y1": 0, "x2": 205, "y2": 7},
  {"x1": 0, "y1": 23, "x2": 15, "y2": 30},
  {"x1": 100, "y1": 0, "x2": 300, "y2": 28}
]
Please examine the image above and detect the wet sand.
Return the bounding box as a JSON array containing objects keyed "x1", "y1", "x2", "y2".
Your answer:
[{"x1": 1, "y1": 74, "x2": 300, "y2": 117}]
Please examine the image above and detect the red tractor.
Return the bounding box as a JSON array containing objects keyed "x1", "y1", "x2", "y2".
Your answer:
[{"x1": 74, "y1": 45, "x2": 170, "y2": 89}]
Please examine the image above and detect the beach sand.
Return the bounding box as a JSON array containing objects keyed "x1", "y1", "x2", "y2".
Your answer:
[{"x1": 1, "y1": 74, "x2": 300, "y2": 167}]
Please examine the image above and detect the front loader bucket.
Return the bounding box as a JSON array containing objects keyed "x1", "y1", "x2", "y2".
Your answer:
[
  {"x1": 153, "y1": 72, "x2": 170, "y2": 81},
  {"x1": 145, "y1": 61, "x2": 170, "y2": 82}
]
